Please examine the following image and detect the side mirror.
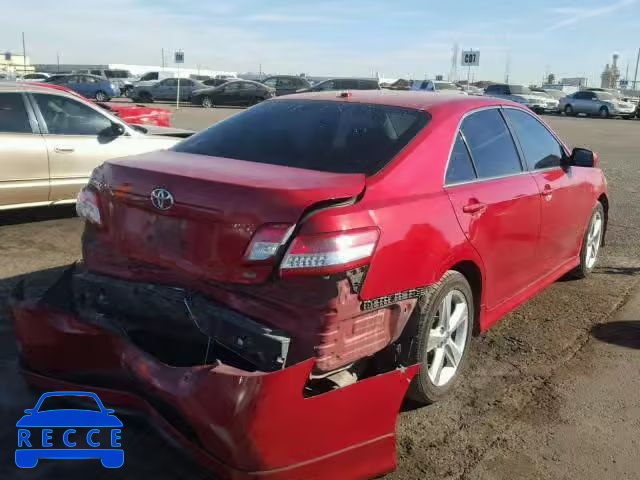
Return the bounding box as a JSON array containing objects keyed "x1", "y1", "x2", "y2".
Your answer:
[
  {"x1": 102, "y1": 122, "x2": 125, "y2": 137},
  {"x1": 569, "y1": 147, "x2": 599, "y2": 168}
]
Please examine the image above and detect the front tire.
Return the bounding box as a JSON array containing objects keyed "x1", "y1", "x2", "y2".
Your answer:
[
  {"x1": 201, "y1": 96, "x2": 213, "y2": 108},
  {"x1": 573, "y1": 202, "x2": 605, "y2": 278},
  {"x1": 95, "y1": 90, "x2": 108, "y2": 102},
  {"x1": 407, "y1": 271, "x2": 474, "y2": 405},
  {"x1": 564, "y1": 104, "x2": 574, "y2": 116}
]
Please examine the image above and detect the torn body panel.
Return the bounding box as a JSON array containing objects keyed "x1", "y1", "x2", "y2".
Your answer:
[
  {"x1": 82, "y1": 230, "x2": 418, "y2": 372},
  {"x1": 10, "y1": 270, "x2": 419, "y2": 480}
]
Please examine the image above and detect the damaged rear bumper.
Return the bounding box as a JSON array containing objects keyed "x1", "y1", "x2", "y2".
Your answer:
[{"x1": 10, "y1": 267, "x2": 419, "y2": 480}]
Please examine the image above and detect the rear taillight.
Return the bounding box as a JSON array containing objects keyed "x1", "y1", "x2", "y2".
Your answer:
[
  {"x1": 281, "y1": 228, "x2": 379, "y2": 276},
  {"x1": 76, "y1": 188, "x2": 102, "y2": 225},
  {"x1": 244, "y1": 223, "x2": 294, "y2": 261}
]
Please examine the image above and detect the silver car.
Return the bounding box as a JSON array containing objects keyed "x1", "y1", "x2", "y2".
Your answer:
[
  {"x1": 0, "y1": 83, "x2": 187, "y2": 210},
  {"x1": 559, "y1": 90, "x2": 637, "y2": 118}
]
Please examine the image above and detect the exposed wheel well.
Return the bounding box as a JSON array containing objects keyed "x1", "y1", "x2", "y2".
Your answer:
[
  {"x1": 598, "y1": 193, "x2": 609, "y2": 246},
  {"x1": 450, "y1": 261, "x2": 482, "y2": 335}
]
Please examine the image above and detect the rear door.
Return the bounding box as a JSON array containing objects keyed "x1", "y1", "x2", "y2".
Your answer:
[
  {"x1": 445, "y1": 108, "x2": 542, "y2": 309},
  {"x1": 178, "y1": 79, "x2": 195, "y2": 101},
  {"x1": 503, "y1": 107, "x2": 588, "y2": 271},
  {"x1": 0, "y1": 91, "x2": 49, "y2": 207},
  {"x1": 218, "y1": 82, "x2": 241, "y2": 105}
]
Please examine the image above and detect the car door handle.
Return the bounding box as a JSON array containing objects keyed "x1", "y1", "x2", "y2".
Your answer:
[
  {"x1": 541, "y1": 184, "x2": 553, "y2": 199},
  {"x1": 54, "y1": 146, "x2": 75, "y2": 153},
  {"x1": 462, "y1": 202, "x2": 487, "y2": 214}
]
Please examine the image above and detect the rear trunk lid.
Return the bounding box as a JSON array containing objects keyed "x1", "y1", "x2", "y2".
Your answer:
[{"x1": 95, "y1": 150, "x2": 365, "y2": 284}]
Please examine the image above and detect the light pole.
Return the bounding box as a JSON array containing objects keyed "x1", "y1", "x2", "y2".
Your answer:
[
  {"x1": 633, "y1": 47, "x2": 640, "y2": 90},
  {"x1": 22, "y1": 32, "x2": 26, "y2": 75}
]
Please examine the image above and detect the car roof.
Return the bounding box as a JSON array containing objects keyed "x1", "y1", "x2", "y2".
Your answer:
[
  {"x1": 0, "y1": 81, "x2": 82, "y2": 97},
  {"x1": 274, "y1": 90, "x2": 515, "y2": 114}
]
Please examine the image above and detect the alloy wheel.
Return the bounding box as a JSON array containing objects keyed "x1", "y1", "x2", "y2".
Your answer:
[
  {"x1": 585, "y1": 210, "x2": 603, "y2": 269},
  {"x1": 426, "y1": 290, "x2": 469, "y2": 387},
  {"x1": 95, "y1": 91, "x2": 107, "y2": 102},
  {"x1": 202, "y1": 96, "x2": 213, "y2": 108}
]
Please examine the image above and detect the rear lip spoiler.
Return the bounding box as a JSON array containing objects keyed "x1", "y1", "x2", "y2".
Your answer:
[{"x1": 10, "y1": 267, "x2": 419, "y2": 480}]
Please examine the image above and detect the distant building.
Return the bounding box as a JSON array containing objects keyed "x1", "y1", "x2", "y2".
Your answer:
[
  {"x1": 561, "y1": 77, "x2": 588, "y2": 87},
  {"x1": 0, "y1": 51, "x2": 35, "y2": 76},
  {"x1": 601, "y1": 53, "x2": 621, "y2": 89}
]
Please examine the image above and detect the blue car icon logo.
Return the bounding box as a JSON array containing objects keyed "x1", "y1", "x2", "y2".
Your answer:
[{"x1": 16, "y1": 391, "x2": 124, "y2": 468}]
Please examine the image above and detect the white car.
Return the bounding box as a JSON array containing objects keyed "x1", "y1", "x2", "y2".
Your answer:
[
  {"x1": 484, "y1": 84, "x2": 557, "y2": 113},
  {"x1": 411, "y1": 80, "x2": 467, "y2": 95}
]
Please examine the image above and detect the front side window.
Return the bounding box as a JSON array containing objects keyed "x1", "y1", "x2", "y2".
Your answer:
[
  {"x1": 0, "y1": 93, "x2": 31, "y2": 133},
  {"x1": 33, "y1": 94, "x2": 113, "y2": 135},
  {"x1": 173, "y1": 100, "x2": 430, "y2": 176},
  {"x1": 445, "y1": 133, "x2": 476, "y2": 184},
  {"x1": 504, "y1": 109, "x2": 564, "y2": 170},
  {"x1": 180, "y1": 79, "x2": 194, "y2": 87},
  {"x1": 461, "y1": 109, "x2": 522, "y2": 179},
  {"x1": 263, "y1": 78, "x2": 277, "y2": 87}
]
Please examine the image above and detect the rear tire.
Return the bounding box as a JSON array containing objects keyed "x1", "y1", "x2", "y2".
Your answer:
[
  {"x1": 572, "y1": 202, "x2": 604, "y2": 279},
  {"x1": 599, "y1": 106, "x2": 609, "y2": 118},
  {"x1": 406, "y1": 271, "x2": 474, "y2": 405},
  {"x1": 564, "y1": 104, "x2": 574, "y2": 116}
]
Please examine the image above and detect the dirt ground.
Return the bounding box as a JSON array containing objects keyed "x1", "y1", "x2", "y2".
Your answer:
[{"x1": 1, "y1": 111, "x2": 639, "y2": 479}]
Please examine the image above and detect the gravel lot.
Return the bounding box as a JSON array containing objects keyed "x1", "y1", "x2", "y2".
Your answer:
[{"x1": 1, "y1": 108, "x2": 639, "y2": 479}]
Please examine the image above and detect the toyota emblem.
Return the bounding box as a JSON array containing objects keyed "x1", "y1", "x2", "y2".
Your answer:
[{"x1": 150, "y1": 188, "x2": 174, "y2": 210}]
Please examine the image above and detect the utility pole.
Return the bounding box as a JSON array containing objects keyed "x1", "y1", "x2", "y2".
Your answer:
[
  {"x1": 21, "y1": 32, "x2": 26, "y2": 75},
  {"x1": 56, "y1": 52, "x2": 60, "y2": 72},
  {"x1": 633, "y1": 47, "x2": 640, "y2": 90},
  {"x1": 161, "y1": 48, "x2": 165, "y2": 70}
]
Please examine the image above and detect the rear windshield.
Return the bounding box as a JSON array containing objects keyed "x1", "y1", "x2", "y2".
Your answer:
[{"x1": 172, "y1": 100, "x2": 430, "y2": 175}]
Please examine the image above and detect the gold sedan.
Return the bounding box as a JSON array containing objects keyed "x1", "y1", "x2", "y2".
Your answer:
[{"x1": 0, "y1": 83, "x2": 185, "y2": 210}]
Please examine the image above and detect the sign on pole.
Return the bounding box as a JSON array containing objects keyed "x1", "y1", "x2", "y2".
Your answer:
[
  {"x1": 461, "y1": 50, "x2": 480, "y2": 67},
  {"x1": 175, "y1": 50, "x2": 184, "y2": 109}
]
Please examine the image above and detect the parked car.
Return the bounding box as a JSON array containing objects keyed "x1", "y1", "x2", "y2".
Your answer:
[
  {"x1": 202, "y1": 78, "x2": 229, "y2": 87},
  {"x1": 262, "y1": 75, "x2": 312, "y2": 96},
  {"x1": 0, "y1": 83, "x2": 188, "y2": 210},
  {"x1": 45, "y1": 74, "x2": 120, "y2": 101},
  {"x1": 530, "y1": 88, "x2": 560, "y2": 112},
  {"x1": 191, "y1": 79, "x2": 275, "y2": 107},
  {"x1": 12, "y1": 91, "x2": 608, "y2": 480},
  {"x1": 20, "y1": 72, "x2": 50, "y2": 82},
  {"x1": 76, "y1": 68, "x2": 135, "y2": 96},
  {"x1": 411, "y1": 80, "x2": 467, "y2": 95},
  {"x1": 296, "y1": 78, "x2": 380, "y2": 93},
  {"x1": 130, "y1": 78, "x2": 207, "y2": 103},
  {"x1": 559, "y1": 90, "x2": 637, "y2": 118},
  {"x1": 484, "y1": 84, "x2": 557, "y2": 113}
]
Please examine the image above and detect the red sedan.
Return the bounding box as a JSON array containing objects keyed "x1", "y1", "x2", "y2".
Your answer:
[{"x1": 12, "y1": 91, "x2": 608, "y2": 479}]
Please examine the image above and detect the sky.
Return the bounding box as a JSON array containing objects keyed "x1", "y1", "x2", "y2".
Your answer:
[{"x1": 3, "y1": 0, "x2": 640, "y2": 85}]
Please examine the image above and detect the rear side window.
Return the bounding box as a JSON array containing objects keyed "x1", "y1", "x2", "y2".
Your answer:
[
  {"x1": 503, "y1": 109, "x2": 564, "y2": 170},
  {"x1": 461, "y1": 109, "x2": 522, "y2": 179},
  {"x1": 0, "y1": 93, "x2": 31, "y2": 133},
  {"x1": 173, "y1": 100, "x2": 430, "y2": 175},
  {"x1": 446, "y1": 133, "x2": 476, "y2": 184}
]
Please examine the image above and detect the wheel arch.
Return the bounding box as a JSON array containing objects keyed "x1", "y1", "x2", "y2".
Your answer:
[
  {"x1": 449, "y1": 260, "x2": 483, "y2": 335},
  {"x1": 598, "y1": 193, "x2": 609, "y2": 246}
]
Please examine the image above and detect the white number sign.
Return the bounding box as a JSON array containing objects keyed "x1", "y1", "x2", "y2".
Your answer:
[{"x1": 461, "y1": 50, "x2": 480, "y2": 67}]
